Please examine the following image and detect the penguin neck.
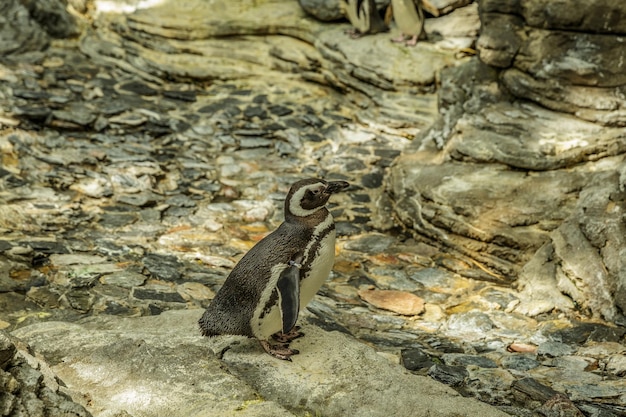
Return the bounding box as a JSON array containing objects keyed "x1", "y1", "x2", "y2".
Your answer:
[{"x1": 285, "y1": 206, "x2": 331, "y2": 228}]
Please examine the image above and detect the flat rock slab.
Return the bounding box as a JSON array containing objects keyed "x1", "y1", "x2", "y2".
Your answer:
[
  {"x1": 81, "y1": 0, "x2": 473, "y2": 128},
  {"x1": 12, "y1": 310, "x2": 510, "y2": 417}
]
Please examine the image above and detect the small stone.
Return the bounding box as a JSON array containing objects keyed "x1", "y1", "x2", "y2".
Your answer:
[
  {"x1": 361, "y1": 171, "x2": 384, "y2": 188},
  {"x1": 268, "y1": 104, "x2": 293, "y2": 116},
  {"x1": 63, "y1": 289, "x2": 95, "y2": 312},
  {"x1": 344, "y1": 234, "x2": 396, "y2": 253},
  {"x1": 507, "y1": 343, "x2": 537, "y2": 353},
  {"x1": 132, "y1": 287, "x2": 186, "y2": 303},
  {"x1": 108, "y1": 112, "x2": 148, "y2": 126},
  {"x1": 163, "y1": 90, "x2": 197, "y2": 102},
  {"x1": 501, "y1": 354, "x2": 540, "y2": 371},
  {"x1": 119, "y1": 81, "x2": 158, "y2": 96},
  {"x1": 538, "y1": 393, "x2": 585, "y2": 417},
  {"x1": 358, "y1": 288, "x2": 425, "y2": 316},
  {"x1": 241, "y1": 205, "x2": 271, "y2": 223},
  {"x1": 49, "y1": 254, "x2": 107, "y2": 266},
  {"x1": 537, "y1": 341, "x2": 576, "y2": 359},
  {"x1": 401, "y1": 348, "x2": 434, "y2": 372},
  {"x1": 239, "y1": 138, "x2": 273, "y2": 148},
  {"x1": 26, "y1": 286, "x2": 61, "y2": 309},
  {"x1": 177, "y1": 282, "x2": 215, "y2": 301},
  {"x1": 142, "y1": 254, "x2": 183, "y2": 282},
  {"x1": 445, "y1": 311, "x2": 495, "y2": 338},
  {"x1": 512, "y1": 377, "x2": 558, "y2": 403},
  {"x1": 428, "y1": 364, "x2": 468, "y2": 387},
  {"x1": 52, "y1": 107, "x2": 96, "y2": 126},
  {"x1": 116, "y1": 191, "x2": 161, "y2": 207},
  {"x1": 442, "y1": 353, "x2": 498, "y2": 368},
  {"x1": 0, "y1": 332, "x2": 17, "y2": 370},
  {"x1": 243, "y1": 105, "x2": 267, "y2": 119},
  {"x1": 606, "y1": 354, "x2": 626, "y2": 376},
  {"x1": 100, "y1": 271, "x2": 147, "y2": 288},
  {"x1": 70, "y1": 177, "x2": 113, "y2": 198}
]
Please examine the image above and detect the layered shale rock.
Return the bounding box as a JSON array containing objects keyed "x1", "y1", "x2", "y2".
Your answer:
[{"x1": 385, "y1": 0, "x2": 626, "y2": 323}]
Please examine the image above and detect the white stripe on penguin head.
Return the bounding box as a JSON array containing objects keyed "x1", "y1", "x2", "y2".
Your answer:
[{"x1": 289, "y1": 182, "x2": 325, "y2": 217}]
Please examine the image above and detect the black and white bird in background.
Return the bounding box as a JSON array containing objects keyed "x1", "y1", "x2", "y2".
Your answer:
[
  {"x1": 390, "y1": 0, "x2": 425, "y2": 46},
  {"x1": 340, "y1": 0, "x2": 388, "y2": 38},
  {"x1": 199, "y1": 178, "x2": 350, "y2": 360}
]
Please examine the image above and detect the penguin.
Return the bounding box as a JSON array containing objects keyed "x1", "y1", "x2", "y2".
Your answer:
[
  {"x1": 199, "y1": 178, "x2": 350, "y2": 360},
  {"x1": 340, "y1": 0, "x2": 388, "y2": 39},
  {"x1": 390, "y1": 0, "x2": 425, "y2": 46}
]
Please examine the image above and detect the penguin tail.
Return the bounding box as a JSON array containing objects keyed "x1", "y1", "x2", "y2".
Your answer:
[{"x1": 198, "y1": 312, "x2": 219, "y2": 337}]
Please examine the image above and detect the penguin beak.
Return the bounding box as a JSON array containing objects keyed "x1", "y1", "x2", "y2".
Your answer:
[{"x1": 325, "y1": 180, "x2": 350, "y2": 194}]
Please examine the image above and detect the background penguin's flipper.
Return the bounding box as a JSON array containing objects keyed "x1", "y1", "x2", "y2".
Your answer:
[{"x1": 277, "y1": 259, "x2": 301, "y2": 334}]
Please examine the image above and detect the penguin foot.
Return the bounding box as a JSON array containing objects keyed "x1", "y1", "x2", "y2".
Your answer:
[
  {"x1": 272, "y1": 326, "x2": 304, "y2": 343},
  {"x1": 344, "y1": 28, "x2": 363, "y2": 39},
  {"x1": 405, "y1": 35, "x2": 419, "y2": 47},
  {"x1": 259, "y1": 340, "x2": 299, "y2": 361},
  {"x1": 391, "y1": 34, "x2": 407, "y2": 43}
]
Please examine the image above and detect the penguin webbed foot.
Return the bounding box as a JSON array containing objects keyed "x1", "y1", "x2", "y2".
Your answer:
[
  {"x1": 405, "y1": 35, "x2": 419, "y2": 47},
  {"x1": 391, "y1": 33, "x2": 423, "y2": 47},
  {"x1": 344, "y1": 28, "x2": 363, "y2": 39},
  {"x1": 272, "y1": 326, "x2": 304, "y2": 343},
  {"x1": 259, "y1": 339, "x2": 299, "y2": 361}
]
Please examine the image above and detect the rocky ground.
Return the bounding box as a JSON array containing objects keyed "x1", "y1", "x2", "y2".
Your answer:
[{"x1": 1, "y1": 0, "x2": 625, "y2": 416}]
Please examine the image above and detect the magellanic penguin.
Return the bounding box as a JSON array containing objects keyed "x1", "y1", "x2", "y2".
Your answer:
[
  {"x1": 390, "y1": 0, "x2": 425, "y2": 46},
  {"x1": 340, "y1": 0, "x2": 388, "y2": 39},
  {"x1": 199, "y1": 178, "x2": 350, "y2": 360}
]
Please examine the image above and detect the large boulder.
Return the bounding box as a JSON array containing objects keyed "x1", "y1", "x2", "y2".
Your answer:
[
  {"x1": 385, "y1": 0, "x2": 626, "y2": 323},
  {"x1": 0, "y1": 330, "x2": 92, "y2": 417},
  {"x1": 0, "y1": 0, "x2": 79, "y2": 56},
  {"x1": 12, "y1": 309, "x2": 511, "y2": 417},
  {"x1": 477, "y1": 0, "x2": 626, "y2": 126}
]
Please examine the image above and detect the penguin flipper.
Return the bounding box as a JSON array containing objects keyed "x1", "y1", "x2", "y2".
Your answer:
[{"x1": 276, "y1": 259, "x2": 301, "y2": 334}]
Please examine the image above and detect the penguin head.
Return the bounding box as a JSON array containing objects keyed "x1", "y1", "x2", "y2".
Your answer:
[{"x1": 285, "y1": 178, "x2": 350, "y2": 219}]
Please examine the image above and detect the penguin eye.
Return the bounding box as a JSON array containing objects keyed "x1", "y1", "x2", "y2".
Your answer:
[{"x1": 311, "y1": 187, "x2": 323, "y2": 196}]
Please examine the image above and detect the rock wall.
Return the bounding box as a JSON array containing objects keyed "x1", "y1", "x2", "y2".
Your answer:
[
  {"x1": 385, "y1": 0, "x2": 626, "y2": 323},
  {"x1": 478, "y1": 0, "x2": 626, "y2": 127},
  {"x1": 0, "y1": 0, "x2": 79, "y2": 55},
  {"x1": 0, "y1": 331, "x2": 92, "y2": 417}
]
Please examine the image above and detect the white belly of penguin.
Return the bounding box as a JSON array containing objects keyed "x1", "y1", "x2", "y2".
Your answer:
[
  {"x1": 299, "y1": 229, "x2": 335, "y2": 308},
  {"x1": 392, "y1": 0, "x2": 422, "y2": 35}
]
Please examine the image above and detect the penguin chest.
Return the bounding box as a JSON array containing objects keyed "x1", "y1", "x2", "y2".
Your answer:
[{"x1": 300, "y1": 228, "x2": 336, "y2": 308}]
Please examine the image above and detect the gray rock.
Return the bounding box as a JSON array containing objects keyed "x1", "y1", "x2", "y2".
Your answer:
[
  {"x1": 401, "y1": 347, "x2": 435, "y2": 371},
  {"x1": 77, "y1": 0, "x2": 464, "y2": 128},
  {"x1": 476, "y1": 13, "x2": 523, "y2": 68},
  {"x1": 476, "y1": 0, "x2": 626, "y2": 126},
  {"x1": 343, "y1": 233, "x2": 396, "y2": 253},
  {"x1": 442, "y1": 353, "x2": 498, "y2": 368},
  {"x1": 0, "y1": 0, "x2": 50, "y2": 55},
  {"x1": 142, "y1": 253, "x2": 184, "y2": 282},
  {"x1": 0, "y1": 330, "x2": 92, "y2": 417},
  {"x1": 501, "y1": 354, "x2": 540, "y2": 371},
  {"x1": 21, "y1": 0, "x2": 80, "y2": 38},
  {"x1": 511, "y1": 377, "x2": 558, "y2": 403},
  {"x1": 537, "y1": 342, "x2": 576, "y2": 359},
  {"x1": 428, "y1": 364, "x2": 468, "y2": 387},
  {"x1": 521, "y1": 0, "x2": 626, "y2": 33},
  {"x1": 11, "y1": 310, "x2": 511, "y2": 417}
]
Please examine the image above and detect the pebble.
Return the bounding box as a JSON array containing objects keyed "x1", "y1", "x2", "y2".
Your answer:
[{"x1": 358, "y1": 288, "x2": 426, "y2": 316}]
